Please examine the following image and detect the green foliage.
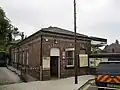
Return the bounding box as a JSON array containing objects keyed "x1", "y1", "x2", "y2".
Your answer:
[
  {"x1": 0, "y1": 7, "x2": 9, "y2": 40},
  {"x1": 0, "y1": 7, "x2": 22, "y2": 53},
  {"x1": 0, "y1": 7, "x2": 20, "y2": 47}
]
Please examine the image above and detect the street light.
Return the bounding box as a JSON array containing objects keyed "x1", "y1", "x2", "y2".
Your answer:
[{"x1": 74, "y1": 0, "x2": 78, "y2": 84}]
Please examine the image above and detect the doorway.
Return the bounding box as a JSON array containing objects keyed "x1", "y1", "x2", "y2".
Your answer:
[
  {"x1": 50, "y1": 48, "x2": 60, "y2": 78},
  {"x1": 50, "y1": 56, "x2": 58, "y2": 77}
]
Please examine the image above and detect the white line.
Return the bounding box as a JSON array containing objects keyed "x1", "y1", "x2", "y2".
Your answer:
[
  {"x1": 82, "y1": 84, "x2": 91, "y2": 90},
  {"x1": 90, "y1": 85, "x2": 120, "y2": 90}
]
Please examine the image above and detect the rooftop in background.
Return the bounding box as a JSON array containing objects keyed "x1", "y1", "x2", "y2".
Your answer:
[{"x1": 103, "y1": 40, "x2": 120, "y2": 53}]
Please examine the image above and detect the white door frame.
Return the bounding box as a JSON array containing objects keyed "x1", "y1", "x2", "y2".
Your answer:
[{"x1": 50, "y1": 48, "x2": 60, "y2": 78}]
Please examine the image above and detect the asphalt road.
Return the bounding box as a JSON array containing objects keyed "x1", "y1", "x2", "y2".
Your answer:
[
  {"x1": 86, "y1": 82, "x2": 98, "y2": 90},
  {"x1": 83, "y1": 81, "x2": 120, "y2": 90},
  {"x1": 85, "y1": 85, "x2": 98, "y2": 90},
  {"x1": 0, "y1": 67, "x2": 21, "y2": 85},
  {"x1": 81, "y1": 80, "x2": 98, "y2": 90}
]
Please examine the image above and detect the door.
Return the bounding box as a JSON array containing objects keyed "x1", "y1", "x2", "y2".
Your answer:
[{"x1": 50, "y1": 56, "x2": 58, "y2": 77}]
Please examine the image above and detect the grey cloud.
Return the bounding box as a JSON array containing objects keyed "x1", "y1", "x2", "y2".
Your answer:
[{"x1": 1, "y1": 0, "x2": 120, "y2": 44}]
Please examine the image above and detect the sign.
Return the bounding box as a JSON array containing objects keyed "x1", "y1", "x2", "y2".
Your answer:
[
  {"x1": 43, "y1": 57, "x2": 50, "y2": 70},
  {"x1": 79, "y1": 54, "x2": 88, "y2": 67}
]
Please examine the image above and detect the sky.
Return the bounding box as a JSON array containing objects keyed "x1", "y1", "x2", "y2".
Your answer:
[{"x1": 1, "y1": 0, "x2": 120, "y2": 44}]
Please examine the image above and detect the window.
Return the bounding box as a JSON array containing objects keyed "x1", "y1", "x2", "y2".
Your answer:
[
  {"x1": 26, "y1": 51, "x2": 29, "y2": 65},
  {"x1": 23, "y1": 52, "x2": 25, "y2": 65},
  {"x1": 19, "y1": 53, "x2": 21, "y2": 63},
  {"x1": 15, "y1": 52, "x2": 16, "y2": 63},
  {"x1": 66, "y1": 48, "x2": 74, "y2": 67},
  {"x1": 19, "y1": 52, "x2": 22, "y2": 64},
  {"x1": 12, "y1": 52, "x2": 14, "y2": 62}
]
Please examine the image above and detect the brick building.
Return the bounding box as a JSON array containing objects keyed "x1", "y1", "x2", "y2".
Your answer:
[{"x1": 11, "y1": 27, "x2": 106, "y2": 80}]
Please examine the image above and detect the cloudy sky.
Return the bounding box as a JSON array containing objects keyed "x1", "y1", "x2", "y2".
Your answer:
[{"x1": 1, "y1": 0, "x2": 120, "y2": 44}]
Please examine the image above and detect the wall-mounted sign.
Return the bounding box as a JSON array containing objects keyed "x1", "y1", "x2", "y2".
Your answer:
[
  {"x1": 79, "y1": 54, "x2": 88, "y2": 67},
  {"x1": 43, "y1": 57, "x2": 50, "y2": 70}
]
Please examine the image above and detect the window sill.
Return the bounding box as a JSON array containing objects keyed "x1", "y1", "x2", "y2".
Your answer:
[
  {"x1": 66, "y1": 65, "x2": 74, "y2": 67},
  {"x1": 65, "y1": 66, "x2": 89, "y2": 69},
  {"x1": 65, "y1": 65, "x2": 74, "y2": 69}
]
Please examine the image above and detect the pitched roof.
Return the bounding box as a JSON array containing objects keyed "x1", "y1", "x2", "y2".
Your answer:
[
  {"x1": 103, "y1": 43, "x2": 120, "y2": 53},
  {"x1": 14, "y1": 26, "x2": 107, "y2": 46},
  {"x1": 41, "y1": 26, "x2": 88, "y2": 38}
]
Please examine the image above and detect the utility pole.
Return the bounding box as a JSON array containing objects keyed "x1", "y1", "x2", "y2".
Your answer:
[{"x1": 74, "y1": 0, "x2": 78, "y2": 84}]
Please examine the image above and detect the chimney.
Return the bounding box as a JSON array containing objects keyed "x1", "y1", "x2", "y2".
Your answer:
[{"x1": 115, "y1": 39, "x2": 119, "y2": 44}]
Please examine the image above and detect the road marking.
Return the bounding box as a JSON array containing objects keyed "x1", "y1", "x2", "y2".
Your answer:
[
  {"x1": 82, "y1": 84, "x2": 91, "y2": 90},
  {"x1": 90, "y1": 85, "x2": 120, "y2": 90},
  {"x1": 81, "y1": 80, "x2": 95, "y2": 90}
]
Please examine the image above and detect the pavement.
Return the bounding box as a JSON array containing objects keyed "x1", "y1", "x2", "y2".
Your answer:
[
  {"x1": 0, "y1": 67, "x2": 21, "y2": 85},
  {"x1": 0, "y1": 75, "x2": 95, "y2": 90},
  {"x1": 7, "y1": 66, "x2": 21, "y2": 76},
  {"x1": 7, "y1": 66, "x2": 37, "y2": 82}
]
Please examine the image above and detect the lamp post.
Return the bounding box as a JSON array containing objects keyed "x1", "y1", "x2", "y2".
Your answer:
[{"x1": 74, "y1": 0, "x2": 78, "y2": 84}]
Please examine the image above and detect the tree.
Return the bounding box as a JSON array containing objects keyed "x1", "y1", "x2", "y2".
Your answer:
[{"x1": 0, "y1": 7, "x2": 20, "y2": 46}]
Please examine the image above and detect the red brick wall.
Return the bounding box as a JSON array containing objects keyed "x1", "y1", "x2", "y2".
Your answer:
[
  {"x1": 42, "y1": 36, "x2": 91, "y2": 80},
  {"x1": 11, "y1": 33, "x2": 91, "y2": 80}
]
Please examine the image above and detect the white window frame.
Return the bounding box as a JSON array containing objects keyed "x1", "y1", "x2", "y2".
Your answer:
[{"x1": 65, "y1": 48, "x2": 74, "y2": 67}]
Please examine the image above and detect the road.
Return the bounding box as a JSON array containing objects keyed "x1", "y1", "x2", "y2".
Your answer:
[
  {"x1": 0, "y1": 67, "x2": 21, "y2": 85},
  {"x1": 81, "y1": 80, "x2": 98, "y2": 90},
  {"x1": 85, "y1": 85, "x2": 98, "y2": 90},
  {"x1": 82, "y1": 81, "x2": 120, "y2": 90}
]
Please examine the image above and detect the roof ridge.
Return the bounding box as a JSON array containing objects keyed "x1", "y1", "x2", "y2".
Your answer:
[{"x1": 42, "y1": 26, "x2": 88, "y2": 37}]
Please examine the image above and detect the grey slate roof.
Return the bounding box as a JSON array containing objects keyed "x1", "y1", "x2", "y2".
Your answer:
[
  {"x1": 15, "y1": 26, "x2": 107, "y2": 46},
  {"x1": 41, "y1": 26, "x2": 88, "y2": 38},
  {"x1": 103, "y1": 43, "x2": 120, "y2": 53}
]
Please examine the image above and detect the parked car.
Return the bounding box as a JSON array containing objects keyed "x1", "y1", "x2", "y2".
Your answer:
[{"x1": 95, "y1": 61, "x2": 120, "y2": 90}]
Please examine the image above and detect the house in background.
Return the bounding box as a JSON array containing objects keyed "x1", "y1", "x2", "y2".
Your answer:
[
  {"x1": 90, "y1": 40, "x2": 120, "y2": 70},
  {"x1": 89, "y1": 37, "x2": 107, "y2": 69},
  {"x1": 102, "y1": 40, "x2": 120, "y2": 61},
  {"x1": 11, "y1": 26, "x2": 107, "y2": 81},
  {"x1": 103, "y1": 40, "x2": 120, "y2": 53}
]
